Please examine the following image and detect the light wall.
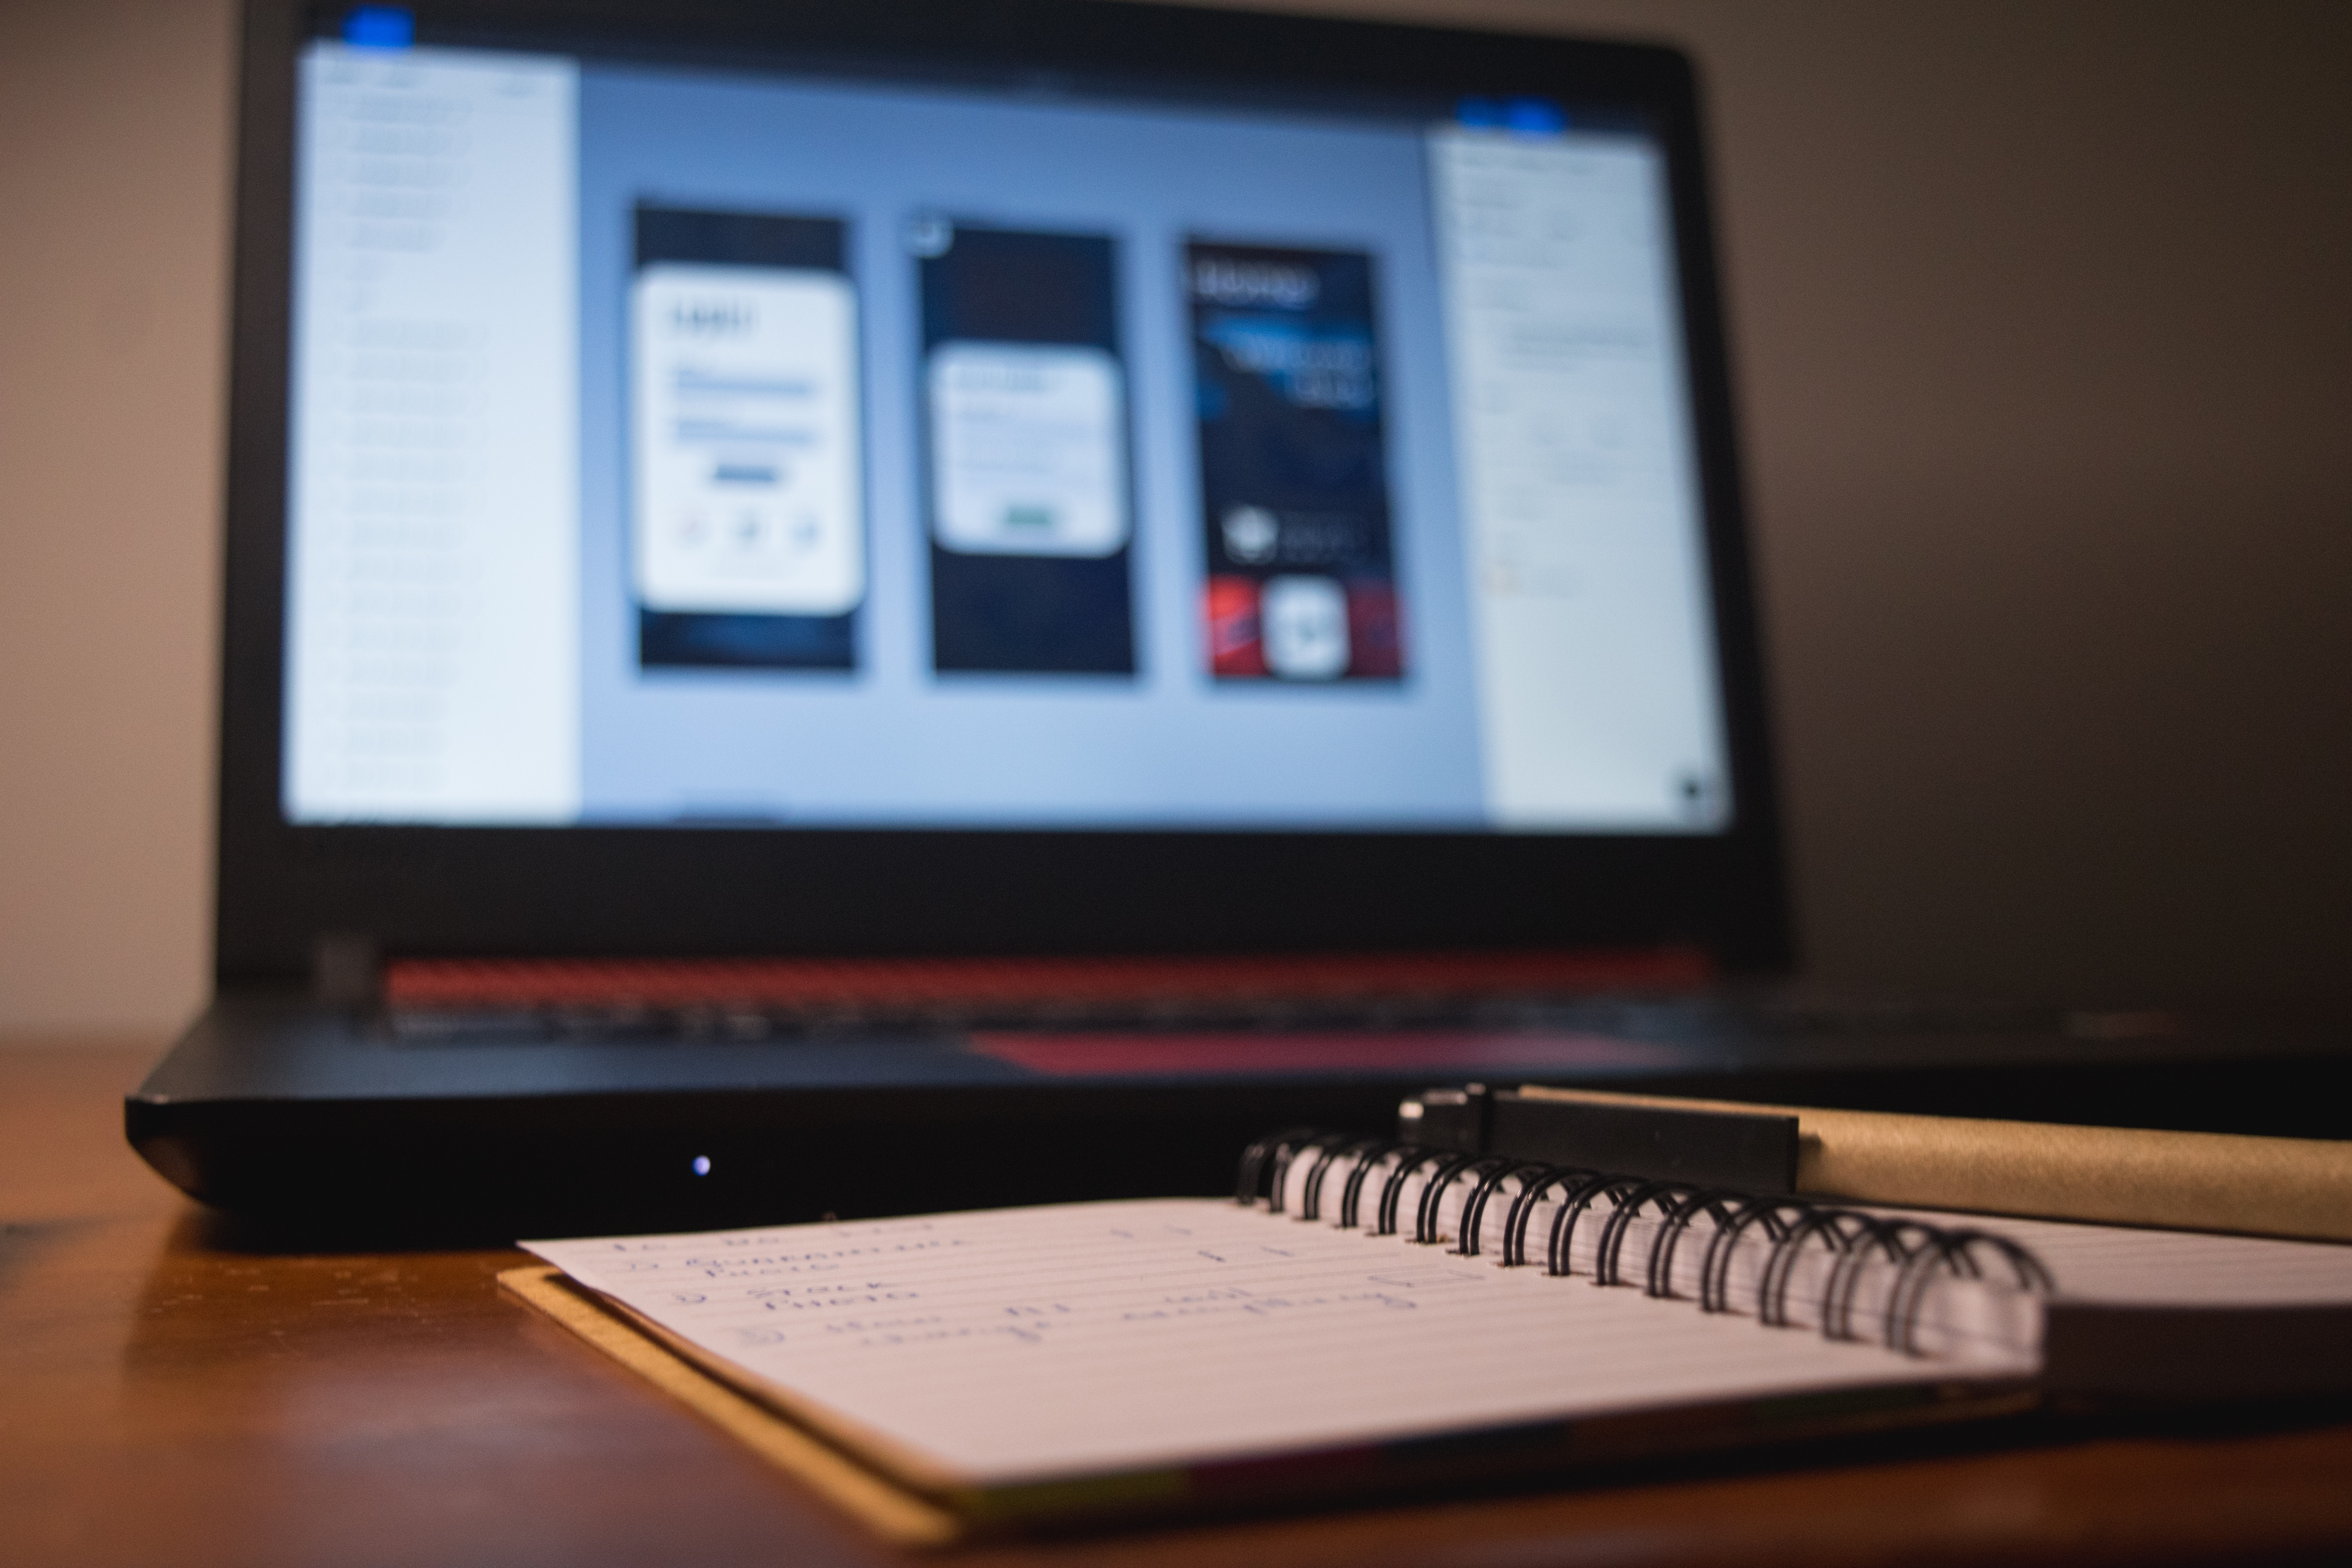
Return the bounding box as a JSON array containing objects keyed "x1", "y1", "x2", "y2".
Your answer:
[{"x1": 2, "y1": 0, "x2": 2347, "y2": 1037}]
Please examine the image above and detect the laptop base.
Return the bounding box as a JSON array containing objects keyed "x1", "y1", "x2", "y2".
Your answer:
[{"x1": 129, "y1": 993, "x2": 2352, "y2": 1241}]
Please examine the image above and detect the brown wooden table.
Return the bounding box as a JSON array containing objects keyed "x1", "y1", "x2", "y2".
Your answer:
[{"x1": 8, "y1": 1040, "x2": 2352, "y2": 1567}]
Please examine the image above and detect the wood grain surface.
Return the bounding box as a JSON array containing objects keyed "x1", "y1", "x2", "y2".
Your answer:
[{"x1": 6, "y1": 1041, "x2": 2352, "y2": 1567}]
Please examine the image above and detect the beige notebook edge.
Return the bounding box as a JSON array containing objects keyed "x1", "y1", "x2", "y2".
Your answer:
[{"x1": 499, "y1": 1265, "x2": 970, "y2": 1548}]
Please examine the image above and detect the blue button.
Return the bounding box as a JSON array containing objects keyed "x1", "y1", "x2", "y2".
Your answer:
[
  {"x1": 1504, "y1": 98, "x2": 1568, "y2": 135},
  {"x1": 343, "y1": 7, "x2": 414, "y2": 48}
]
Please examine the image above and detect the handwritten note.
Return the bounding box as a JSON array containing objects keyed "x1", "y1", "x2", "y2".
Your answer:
[{"x1": 525, "y1": 1198, "x2": 1990, "y2": 1487}]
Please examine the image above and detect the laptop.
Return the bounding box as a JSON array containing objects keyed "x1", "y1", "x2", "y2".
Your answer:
[{"x1": 134, "y1": 0, "x2": 2312, "y2": 1236}]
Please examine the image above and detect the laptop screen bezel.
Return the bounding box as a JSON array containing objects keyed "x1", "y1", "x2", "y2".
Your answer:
[{"x1": 214, "y1": 0, "x2": 1792, "y2": 985}]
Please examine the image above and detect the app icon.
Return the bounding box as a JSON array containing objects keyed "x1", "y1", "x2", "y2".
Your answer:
[{"x1": 1261, "y1": 575, "x2": 1350, "y2": 680}]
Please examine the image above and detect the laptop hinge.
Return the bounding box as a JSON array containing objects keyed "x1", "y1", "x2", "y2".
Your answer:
[{"x1": 312, "y1": 933, "x2": 383, "y2": 1008}]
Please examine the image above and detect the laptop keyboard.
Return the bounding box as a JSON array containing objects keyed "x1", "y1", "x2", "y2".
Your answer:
[
  {"x1": 377, "y1": 952, "x2": 2115, "y2": 1047},
  {"x1": 377, "y1": 951, "x2": 1706, "y2": 1042}
]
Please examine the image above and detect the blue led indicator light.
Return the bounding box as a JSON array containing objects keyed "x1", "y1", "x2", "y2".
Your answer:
[{"x1": 344, "y1": 7, "x2": 414, "y2": 48}]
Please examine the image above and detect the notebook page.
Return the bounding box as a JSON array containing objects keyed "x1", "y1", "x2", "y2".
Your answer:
[
  {"x1": 1860, "y1": 1209, "x2": 2352, "y2": 1307},
  {"x1": 525, "y1": 1198, "x2": 2029, "y2": 1488}
]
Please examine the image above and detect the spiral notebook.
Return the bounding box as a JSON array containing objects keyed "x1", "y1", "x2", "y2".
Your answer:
[{"x1": 511, "y1": 1133, "x2": 2352, "y2": 1543}]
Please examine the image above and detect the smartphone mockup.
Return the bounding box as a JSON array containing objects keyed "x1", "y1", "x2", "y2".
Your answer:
[
  {"x1": 916, "y1": 220, "x2": 1136, "y2": 676},
  {"x1": 632, "y1": 205, "x2": 862, "y2": 669},
  {"x1": 1188, "y1": 240, "x2": 1403, "y2": 683}
]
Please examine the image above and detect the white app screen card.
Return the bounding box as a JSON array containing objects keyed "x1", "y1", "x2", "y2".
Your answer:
[
  {"x1": 632, "y1": 263, "x2": 863, "y2": 615},
  {"x1": 928, "y1": 343, "x2": 1128, "y2": 557}
]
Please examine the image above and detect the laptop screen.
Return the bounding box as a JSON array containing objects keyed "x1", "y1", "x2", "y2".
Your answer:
[{"x1": 281, "y1": 21, "x2": 1728, "y2": 835}]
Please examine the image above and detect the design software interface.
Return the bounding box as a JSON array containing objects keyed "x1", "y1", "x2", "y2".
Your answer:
[{"x1": 282, "y1": 29, "x2": 1729, "y2": 832}]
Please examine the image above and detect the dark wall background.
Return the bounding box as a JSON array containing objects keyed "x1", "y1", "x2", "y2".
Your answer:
[
  {"x1": 2, "y1": 0, "x2": 2346, "y2": 1032},
  {"x1": 1539, "y1": 0, "x2": 2352, "y2": 1004}
]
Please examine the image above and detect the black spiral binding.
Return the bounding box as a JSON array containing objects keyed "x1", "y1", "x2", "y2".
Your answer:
[{"x1": 1236, "y1": 1129, "x2": 2056, "y2": 1357}]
